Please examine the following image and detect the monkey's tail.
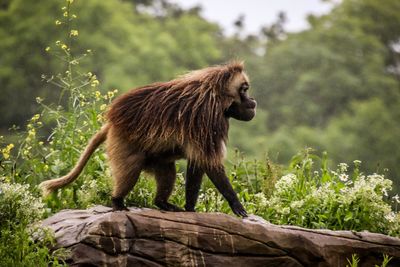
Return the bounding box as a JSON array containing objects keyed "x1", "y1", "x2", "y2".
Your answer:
[{"x1": 39, "y1": 124, "x2": 110, "y2": 196}]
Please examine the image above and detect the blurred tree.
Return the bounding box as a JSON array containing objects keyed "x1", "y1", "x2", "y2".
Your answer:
[
  {"x1": 222, "y1": 0, "x2": 400, "y2": 187},
  {"x1": 0, "y1": 0, "x2": 222, "y2": 132}
]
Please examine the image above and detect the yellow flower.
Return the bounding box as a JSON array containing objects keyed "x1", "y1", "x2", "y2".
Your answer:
[
  {"x1": 107, "y1": 91, "x2": 114, "y2": 98},
  {"x1": 55, "y1": 40, "x2": 61, "y2": 46},
  {"x1": 91, "y1": 80, "x2": 100, "y2": 87},
  {"x1": 72, "y1": 14, "x2": 77, "y2": 19},
  {"x1": 28, "y1": 129, "x2": 36, "y2": 138},
  {"x1": 97, "y1": 114, "x2": 104, "y2": 122},
  {"x1": 43, "y1": 165, "x2": 49, "y2": 171},
  {"x1": 61, "y1": 44, "x2": 68, "y2": 50},
  {"x1": 100, "y1": 104, "x2": 107, "y2": 111},
  {"x1": 55, "y1": 20, "x2": 62, "y2": 25},
  {"x1": 66, "y1": 0, "x2": 74, "y2": 4},
  {"x1": 70, "y1": 30, "x2": 79, "y2": 37},
  {"x1": 31, "y1": 114, "x2": 40, "y2": 121},
  {"x1": 45, "y1": 47, "x2": 51, "y2": 52},
  {"x1": 63, "y1": 11, "x2": 68, "y2": 17},
  {"x1": 95, "y1": 91, "x2": 101, "y2": 100},
  {"x1": 39, "y1": 141, "x2": 44, "y2": 146},
  {"x1": 2, "y1": 144, "x2": 14, "y2": 160}
]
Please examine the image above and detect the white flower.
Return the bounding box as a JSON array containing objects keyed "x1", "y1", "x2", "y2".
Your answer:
[
  {"x1": 282, "y1": 207, "x2": 290, "y2": 215},
  {"x1": 381, "y1": 188, "x2": 389, "y2": 197},
  {"x1": 393, "y1": 194, "x2": 400, "y2": 204},
  {"x1": 385, "y1": 212, "x2": 396, "y2": 223},
  {"x1": 339, "y1": 174, "x2": 349, "y2": 182},
  {"x1": 338, "y1": 163, "x2": 348, "y2": 172}
]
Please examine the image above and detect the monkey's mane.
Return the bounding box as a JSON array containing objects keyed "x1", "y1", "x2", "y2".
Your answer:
[{"x1": 107, "y1": 61, "x2": 244, "y2": 167}]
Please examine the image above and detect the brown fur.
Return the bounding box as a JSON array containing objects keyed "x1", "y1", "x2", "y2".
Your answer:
[
  {"x1": 39, "y1": 61, "x2": 252, "y2": 216},
  {"x1": 107, "y1": 61, "x2": 244, "y2": 168}
]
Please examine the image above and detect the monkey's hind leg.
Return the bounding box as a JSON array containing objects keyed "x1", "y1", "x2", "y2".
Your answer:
[
  {"x1": 110, "y1": 152, "x2": 144, "y2": 211},
  {"x1": 107, "y1": 129, "x2": 145, "y2": 211},
  {"x1": 154, "y1": 162, "x2": 183, "y2": 212}
]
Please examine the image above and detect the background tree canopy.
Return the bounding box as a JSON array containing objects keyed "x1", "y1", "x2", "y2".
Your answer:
[{"x1": 0, "y1": 0, "x2": 399, "y2": 190}]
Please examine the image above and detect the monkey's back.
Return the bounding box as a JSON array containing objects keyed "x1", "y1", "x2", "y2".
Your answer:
[{"x1": 107, "y1": 77, "x2": 229, "y2": 166}]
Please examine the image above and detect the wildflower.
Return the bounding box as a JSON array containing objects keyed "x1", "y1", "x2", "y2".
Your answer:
[
  {"x1": 282, "y1": 207, "x2": 290, "y2": 215},
  {"x1": 253, "y1": 193, "x2": 268, "y2": 207},
  {"x1": 70, "y1": 30, "x2": 79, "y2": 37},
  {"x1": 38, "y1": 141, "x2": 44, "y2": 146},
  {"x1": 61, "y1": 6, "x2": 67, "y2": 10},
  {"x1": 95, "y1": 91, "x2": 101, "y2": 100},
  {"x1": 1, "y1": 144, "x2": 14, "y2": 159},
  {"x1": 28, "y1": 129, "x2": 36, "y2": 137},
  {"x1": 338, "y1": 163, "x2": 348, "y2": 172},
  {"x1": 100, "y1": 104, "x2": 107, "y2": 111},
  {"x1": 43, "y1": 165, "x2": 49, "y2": 171},
  {"x1": 55, "y1": 20, "x2": 62, "y2": 25},
  {"x1": 36, "y1": 97, "x2": 43, "y2": 103},
  {"x1": 87, "y1": 72, "x2": 93, "y2": 77},
  {"x1": 31, "y1": 114, "x2": 40, "y2": 121},
  {"x1": 66, "y1": 0, "x2": 74, "y2": 4},
  {"x1": 382, "y1": 188, "x2": 389, "y2": 197},
  {"x1": 339, "y1": 173, "x2": 349, "y2": 182},
  {"x1": 393, "y1": 194, "x2": 400, "y2": 204},
  {"x1": 72, "y1": 14, "x2": 77, "y2": 19},
  {"x1": 63, "y1": 11, "x2": 68, "y2": 17},
  {"x1": 97, "y1": 114, "x2": 104, "y2": 122},
  {"x1": 353, "y1": 160, "x2": 362, "y2": 165},
  {"x1": 45, "y1": 47, "x2": 51, "y2": 52},
  {"x1": 61, "y1": 44, "x2": 68, "y2": 50},
  {"x1": 55, "y1": 40, "x2": 61, "y2": 45},
  {"x1": 91, "y1": 79, "x2": 100, "y2": 87},
  {"x1": 107, "y1": 91, "x2": 114, "y2": 98},
  {"x1": 86, "y1": 49, "x2": 92, "y2": 53},
  {"x1": 385, "y1": 212, "x2": 396, "y2": 223}
]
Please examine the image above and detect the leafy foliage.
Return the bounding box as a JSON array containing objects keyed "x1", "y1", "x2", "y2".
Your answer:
[{"x1": 0, "y1": 182, "x2": 67, "y2": 267}]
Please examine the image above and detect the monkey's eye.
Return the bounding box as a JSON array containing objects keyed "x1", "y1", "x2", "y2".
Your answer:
[{"x1": 240, "y1": 83, "x2": 249, "y2": 93}]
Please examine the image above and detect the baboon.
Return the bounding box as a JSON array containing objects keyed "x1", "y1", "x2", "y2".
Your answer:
[{"x1": 39, "y1": 61, "x2": 257, "y2": 217}]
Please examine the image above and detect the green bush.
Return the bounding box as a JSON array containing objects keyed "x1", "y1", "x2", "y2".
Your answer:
[
  {"x1": 253, "y1": 150, "x2": 400, "y2": 236},
  {"x1": 0, "y1": 182, "x2": 66, "y2": 267}
]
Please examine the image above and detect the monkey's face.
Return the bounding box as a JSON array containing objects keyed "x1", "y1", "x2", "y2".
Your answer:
[{"x1": 224, "y1": 72, "x2": 257, "y2": 121}]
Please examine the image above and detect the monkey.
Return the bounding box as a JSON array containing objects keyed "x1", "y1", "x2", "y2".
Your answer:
[{"x1": 39, "y1": 61, "x2": 257, "y2": 217}]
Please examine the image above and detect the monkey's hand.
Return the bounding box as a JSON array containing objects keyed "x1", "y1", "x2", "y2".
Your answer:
[{"x1": 230, "y1": 201, "x2": 248, "y2": 217}]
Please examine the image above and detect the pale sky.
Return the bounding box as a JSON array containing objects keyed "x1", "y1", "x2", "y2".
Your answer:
[{"x1": 171, "y1": 0, "x2": 334, "y2": 34}]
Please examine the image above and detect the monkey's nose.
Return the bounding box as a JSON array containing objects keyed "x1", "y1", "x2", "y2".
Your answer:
[{"x1": 248, "y1": 98, "x2": 257, "y2": 109}]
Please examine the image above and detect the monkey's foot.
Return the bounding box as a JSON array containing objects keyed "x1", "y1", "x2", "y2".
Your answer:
[
  {"x1": 230, "y1": 201, "x2": 248, "y2": 218},
  {"x1": 112, "y1": 197, "x2": 129, "y2": 211},
  {"x1": 184, "y1": 206, "x2": 196, "y2": 212},
  {"x1": 155, "y1": 201, "x2": 184, "y2": 212}
]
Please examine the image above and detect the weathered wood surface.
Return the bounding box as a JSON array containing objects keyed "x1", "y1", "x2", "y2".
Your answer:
[{"x1": 43, "y1": 206, "x2": 400, "y2": 267}]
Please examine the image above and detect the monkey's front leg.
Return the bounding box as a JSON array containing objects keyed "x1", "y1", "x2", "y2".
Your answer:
[
  {"x1": 185, "y1": 161, "x2": 204, "y2": 212},
  {"x1": 206, "y1": 166, "x2": 247, "y2": 217}
]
